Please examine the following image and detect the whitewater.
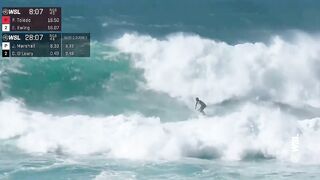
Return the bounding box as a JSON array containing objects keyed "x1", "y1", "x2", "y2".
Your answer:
[{"x1": 1, "y1": 32, "x2": 320, "y2": 169}]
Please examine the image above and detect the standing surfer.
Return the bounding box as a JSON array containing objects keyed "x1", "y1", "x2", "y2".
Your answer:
[{"x1": 195, "y1": 97, "x2": 207, "y2": 115}]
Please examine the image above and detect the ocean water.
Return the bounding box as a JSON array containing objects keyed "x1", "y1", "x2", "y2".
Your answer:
[{"x1": 1, "y1": 0, "x2": 320, "y2": 179}]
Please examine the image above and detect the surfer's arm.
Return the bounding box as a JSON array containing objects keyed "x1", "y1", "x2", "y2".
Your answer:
[{"x1": 195, "y1": 101, "x2": 198, "y2": 109}]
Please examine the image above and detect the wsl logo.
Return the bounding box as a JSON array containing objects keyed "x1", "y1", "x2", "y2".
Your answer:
[
  {"x1": 2, "y1": 8, "x2": 21, "y2": 15},
  {"x1": 2, "y1": 34, "x2": 21, "y2": 41},
  {"x1": 2, "y1": 34, "x2": 9, "y2": 41}
]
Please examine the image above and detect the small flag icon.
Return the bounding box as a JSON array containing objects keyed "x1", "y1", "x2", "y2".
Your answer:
[
  {"x1": 2, "y1": 16, "x2": 10, "y2": 24},
  {"x1": 2, "y1": 50, "x2": 10, "y2": 57},
  {"x1": 2, "y1": 42, "x2": 10, "y2": 50},
  {"x1": 2, "y1": 24, "x2": 10, "y2": 32}
]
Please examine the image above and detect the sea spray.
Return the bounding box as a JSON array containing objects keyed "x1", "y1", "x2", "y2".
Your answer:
[{"x1": 114, "y1": 33, "x2": 320, "y2": 108}]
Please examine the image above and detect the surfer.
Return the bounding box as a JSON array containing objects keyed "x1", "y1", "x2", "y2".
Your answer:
[{"x1": 195, "y1": 97, "x2": 206, "y2": 115}]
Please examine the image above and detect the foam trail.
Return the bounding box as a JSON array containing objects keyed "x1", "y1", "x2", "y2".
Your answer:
[
  {"x1": 114, "y1": 33, "x2": 320, "y2": 107},
  {"x1": 1, "y1": 100, "x2": 320, "y2": 163}
]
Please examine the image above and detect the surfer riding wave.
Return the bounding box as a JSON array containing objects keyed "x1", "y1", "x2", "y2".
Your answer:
[{"x1": 195, "y1": 97, "x2": 206, "y2": 115}]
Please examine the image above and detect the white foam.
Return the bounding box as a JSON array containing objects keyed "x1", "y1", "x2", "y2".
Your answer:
[
  {"x1": 114, "y1": 33, "x2": 320, "y2": 107},
  {"x1": 0, "y1": 100, "x2": 319, "y2": 164},
  {"x1": 1, "y1": 32, "x2": 319, "y2": 163},
  {"x1": 94, "y1": 171, "x2": 137, "y2": 180}
]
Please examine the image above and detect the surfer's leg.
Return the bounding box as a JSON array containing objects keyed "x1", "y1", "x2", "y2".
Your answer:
[
  {"x1": 199, "y1": 107, "x2": 203, "y2": 112},
  {"x1": 200, "y1": 110, "x2": 206, "y2": 115},
  {"x1": 199, "y1": 107, "x2": 206, "y2": 115}
]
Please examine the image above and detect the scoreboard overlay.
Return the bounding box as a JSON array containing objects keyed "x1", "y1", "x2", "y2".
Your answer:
[{"x1": 2, "y1": 7, "x2": 90, "y2": 57}]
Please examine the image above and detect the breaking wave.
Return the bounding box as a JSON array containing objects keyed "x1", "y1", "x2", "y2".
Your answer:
[
  {"x1": 114, "y1": 32, "x2": 320, "y2": 107},
  {"x1": 1, "y1": 99, "x2": 320, "y2": 163},
  {"x1": 1, "y1": 32, "x2": 320, "y2": 164}
]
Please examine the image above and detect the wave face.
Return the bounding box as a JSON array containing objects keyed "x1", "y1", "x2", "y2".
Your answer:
[
  {"x1": 0, "y1": 45, "x2": 190, "y2": 121},
  {"x1": 1, "y1": 32, "x2": 320, "y2": 164}
]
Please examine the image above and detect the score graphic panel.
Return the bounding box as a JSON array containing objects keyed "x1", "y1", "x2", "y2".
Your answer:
[
  {"x1": 2, "y1": 7, "x2": 61, "y2": 31},
  {"x1": 1, "y1": 7, "x2": 90, "y2": 57},
  {"x1": 2, "y1": 33, "x2": 90, "y2": 57},
  {"x1": 2, "y1": 33, "x2": 61, "y2": 57}
]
